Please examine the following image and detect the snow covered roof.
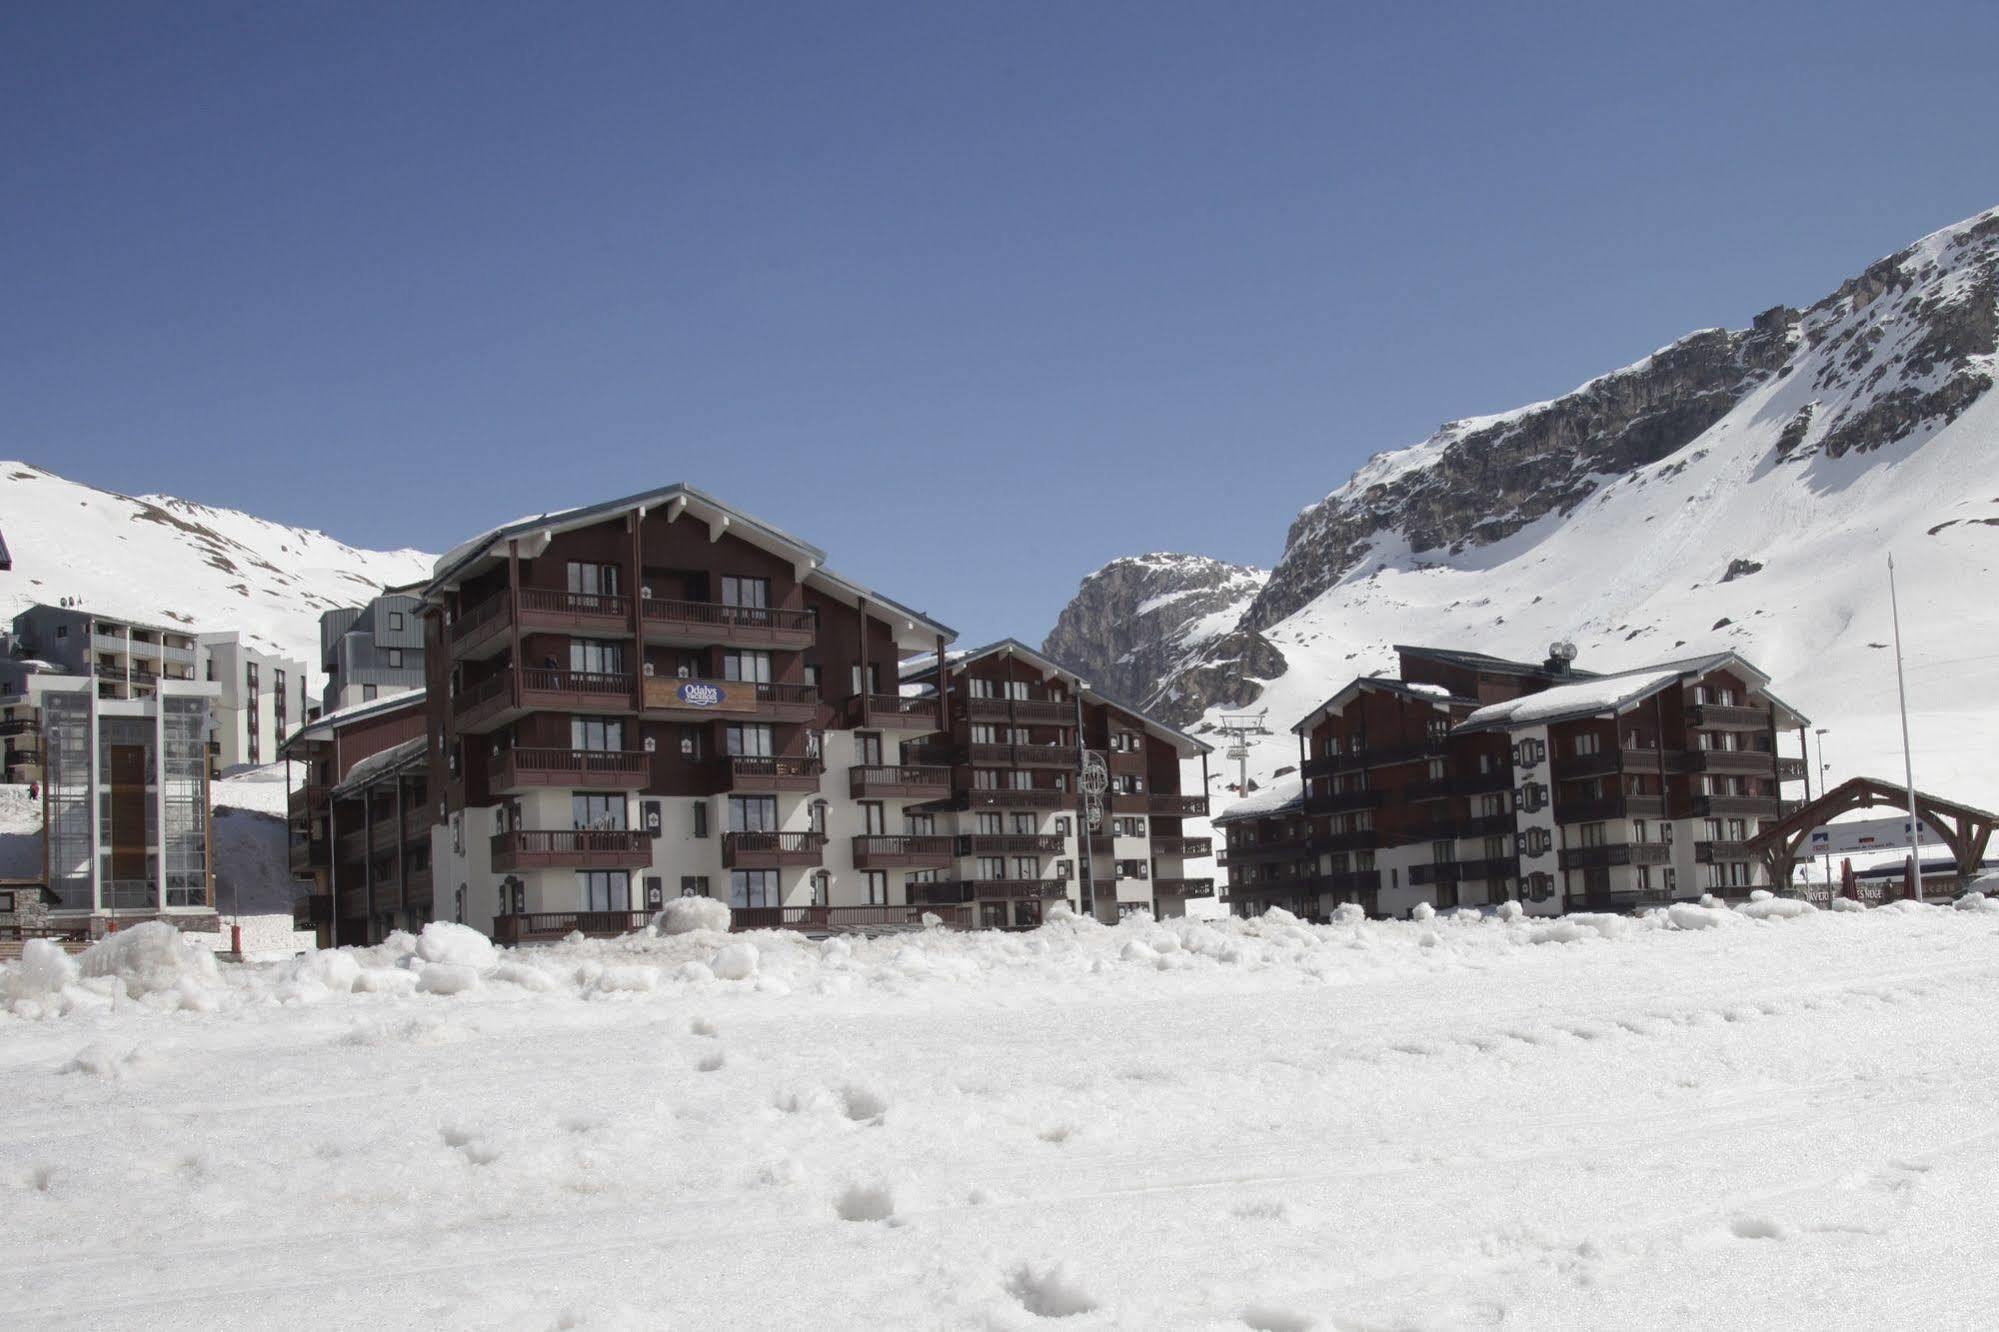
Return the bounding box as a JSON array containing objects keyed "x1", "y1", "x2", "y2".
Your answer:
[
  {"x1": 279, "y1": 688, "x2": 426, "y2": 753},
  {"x1": 1213, "y1": 773, "x2": 1305, "y2": 824},
  {"x1": 422, "y1": 483, "x2": 955, "y2": 645},
  {"x1": 911, "y1": 638, "x2": 1088, "y2": 688},
  {"x1": 1291, "y1": 675, "x2": 1475, "y2": 735},
  {"x1": 1079, "y1": 687, "x2": 1213, "y2": 757},
  {"x1": 1456, "y1": 669, "x2": 1685, "y2": 731},
  {"x1": 330, "y1": 736, "x2": 427, "y2": 796},
  {"x1": 1392, "y1": 644, "x2": 1599, "y2": 682}
]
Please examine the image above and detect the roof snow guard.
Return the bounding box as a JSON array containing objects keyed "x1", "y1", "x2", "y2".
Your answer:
[{"x1": 422, "y1": 482, "x2": 955, "y2": 646}]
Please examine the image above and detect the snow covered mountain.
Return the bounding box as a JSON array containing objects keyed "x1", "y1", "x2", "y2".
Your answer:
[
  {"x1": 1041, "y1": 554, "x2": 1269, "y2": 713},
  {"x1": 1052, "y1": 204, "x2": 1999, "y2": 811},
  {"x1": 0, "y1": 462, "x2": 435, "y2": 692}
]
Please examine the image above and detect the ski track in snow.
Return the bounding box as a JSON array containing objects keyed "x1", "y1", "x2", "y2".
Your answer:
[{"x1": 3, "y1": 905, "x2": 1998, "y2": 1328}]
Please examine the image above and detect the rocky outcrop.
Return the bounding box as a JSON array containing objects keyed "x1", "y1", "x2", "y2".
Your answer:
[{"x1": 1041, "y1": 554, "x2": 1268, "y2": 722}]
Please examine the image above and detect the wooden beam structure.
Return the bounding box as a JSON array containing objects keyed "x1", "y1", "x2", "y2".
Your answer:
[{"x1": 1744, "y1": 776, "x2": 1995, "y2": 893}]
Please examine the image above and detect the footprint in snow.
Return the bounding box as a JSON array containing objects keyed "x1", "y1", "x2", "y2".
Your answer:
[
  {"x1": 1242, "y1": 1305, "x2": 1315, "y2": 1332},
  {"x1": 1005, "y1": 1263, "x2": 1099, "y2": 1318},
  {"x1": 833, "y1": 1183, "x2": 895, "y2": 1223}
]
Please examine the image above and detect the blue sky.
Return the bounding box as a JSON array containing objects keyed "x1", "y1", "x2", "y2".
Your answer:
[{"x1": 6, "y1": 1, "x2": 1997, "y2": 644}]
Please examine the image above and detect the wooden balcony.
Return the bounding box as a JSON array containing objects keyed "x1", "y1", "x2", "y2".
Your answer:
[
  {"x1": 489, "y1": 747, "x2": 650, "y2": 795},
  {"x1": 453, "y1": 668, "x2": 635, "y2": 733},
  {"x1": 1311, "y1": 869, "x2": 1382, "y2": 898},
  {"x1": 450, "y1": 588, "x2": 633, "y2": 661},
  {"x1": 966, "y1": 741, "x2": 1076, "y2": 770},
  {"x1": 1552, "y1": 749, "x2": 1689, "y2": 781},
  {"x1": 642, "y1": 677, "x2": 819, "y2": 723},
  {"x1": 910, "y1": 878, "x2": 1068, "y2": 905},
  {"x1": 1555, "y1": 795, "x2": 1665, "y2": 824},
  {"x1": 1775, "y1": 756, "x2": 1807, "y2": 781},
  {"x1": 1312, "y1": 828, "x2": 1379, "y2": 853},
  {"x1": 721, "y1": 830, "x2": 827, "y2": 869},
  {"x1": 1225, "y1": 838, "x2": 1313, "y2": 866},
  {"x1": 1146, "y1": 793, "x2": 1208, "y2": 817},
  {"x1": 849, "y1": 764, "x2": 951, "y2": 800},
  {"x1": 1454, "y1": 856, "x2": 1518, "y2": 881},
  {"x1": 968, "y1": 786, "x2": 1065, "y2": 810},
  {"x1": 1685, "y1": 749, "x2": 1775, "y2": 775},
  {"x1": 1558, "y1": 842, "x2": 1672, "y2": 871},
  {"x1": 729, "y1": 904, "x2": 973, "y2": 932},
  {"x1": 639, "y1": 597, "x2": 816, "y2": 650},
  {"x1": 849, "y1": 694, "x2": 941, "y2": 731},
  {"x1": 1304, "y1": 787, "x2": 1384, "y2": 815},
  {"x1": 1693, "y1": 796, "x2": 1780, "y2": 818},
  {"x1": 1408, "y1": 861, "x2": 1463, "y2": 886},
  {"x1": 850, "y1": 835, "x2": 955, "y2": 869},
  {"x1": 959, "y1": 834, "x2": 1066, "y2": 856},
  {"x1": 1696, "y1": 840, "x2": 1756, "y2": 863},
  {"x1": 1686, "y1": 703, "x2": 1771, "y2": 730},
  {"x1": 1154, "y1": 877, "x2": 1216, "y2": 898},
  {"x1": 493, "y1": 910, "x2": 652, "y2": 945},
  {"x1": 287, "y1": 784, "x2": 329, "y2": 820},
  {"x1": 1152, "y1": 836, "x2": 1212, "y2": 858},
  {"x1": 728, "y1": 756, "x2": 824, "y2": 793},
  {"x1": 960, "y1": 697, "x2": 1071, "y2": 725},
  {"x1": 489, "y1": 828, "x2": 653, "y2": 873},
  {"x1": 1302, "y1": 740, "x2": 1441, "y2": 778}
]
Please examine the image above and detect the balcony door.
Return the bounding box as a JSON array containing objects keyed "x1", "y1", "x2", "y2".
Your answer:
[
  {"x1": 727, "y1": 795, "x2": 778, "y2": 833},
  {"x1": 571, "y1": 717, "x2": 624, "y2": 753},
  {"x1": 572, "y1": 793, "x2": 627, "y2": 832},
  {"x1": 569, "y1": 639, "x2": 624, "y2": 677}
]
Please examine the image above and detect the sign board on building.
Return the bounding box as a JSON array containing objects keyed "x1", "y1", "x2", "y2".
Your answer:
[
  {"x1": 1804, "y1": 815, "x2": 1943, "y2": 856},
  {"x1": 643, "y1": 677, "x2": 759, "y2": 714}
]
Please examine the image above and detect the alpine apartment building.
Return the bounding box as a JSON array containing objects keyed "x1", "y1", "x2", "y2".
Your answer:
[
  {"x1": 320, "y1": 590, "x2": 426, "y2": 712},
  {"x1": 1220, "y1": 645, "x2": 1810, "y2": 919},
  {"x1": 199, "y1": 632, "x2": 309, "y2": 770}
]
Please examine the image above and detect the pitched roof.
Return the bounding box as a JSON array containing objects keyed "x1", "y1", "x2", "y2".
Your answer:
[
  {"x1": 1291, "y1": 675, "x2": 1475, "y2": 735},
  {"x1": 1453, "y1": 650, "x2": 1807, "y2": 731},
  {"x1": 1394, "y1": 644, "x2": 1598, "y2": 681},
  {"x1": 422, "y1": 482, "x2": 955, "y2": 644},
  {"x1": 330, "y1": 735, "x2": 427, "y2": 796},
  {"x1": 1213, "y1": 773, "x2": 1305, "y2": 824},
  {"x1": 279, "y1": 688, "x2": 426, "y2": 754}
]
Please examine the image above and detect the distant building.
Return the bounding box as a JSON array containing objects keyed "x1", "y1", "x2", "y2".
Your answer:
[
  {"x1": 32, "y1": 674, "x2": 219, "y2": 933},
  {"x1": 280, "y1": 690, "x2": 430, "y2": 947},
  {"x1": 1219, "y1": 645, "x2": 1811, "y2": 920},
  {"x1": 198, "y1": 633, "x2": 309, "y2": 770},
  {"x1": 9, "y1": 604, "x2": 202, "y2": 701},
  {"x1": 320, "y1": 589, "x2": 425, "y2": 713}
]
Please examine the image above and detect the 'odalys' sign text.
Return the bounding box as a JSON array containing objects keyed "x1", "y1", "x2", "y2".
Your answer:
[{"x1": 643, "y1": 677, "x2": 759, "y2": 713}]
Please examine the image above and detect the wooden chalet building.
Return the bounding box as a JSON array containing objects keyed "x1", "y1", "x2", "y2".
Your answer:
[{"x1": 1220, "y1": 645, "x2": 1811, "y2": 919}]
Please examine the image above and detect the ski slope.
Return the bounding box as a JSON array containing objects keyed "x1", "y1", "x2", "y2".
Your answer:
[{"x1": 2, "y1": 900, "x2": 1997, "y2": 1328}]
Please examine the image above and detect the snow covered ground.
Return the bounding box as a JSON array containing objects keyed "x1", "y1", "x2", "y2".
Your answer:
[{"x1": 4, "y1": 899, "x2": 1998, "y2": 1329}]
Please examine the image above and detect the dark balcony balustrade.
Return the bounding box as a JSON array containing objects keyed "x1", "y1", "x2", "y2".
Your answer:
[
  {"x1": 493, "y1": 910, "x2": 653, "y2": 945},
  {"x1": 720, "y1": 830, "x2": 827, "y2": 869},
  {"x1": 1686, "y1": 703, "x2": 1772, "y2": 730},
  {"x1": 640, "y1": 597, "x2": 816, "y2": 649},
  {"x1": 848, "y1": 764, "x2": 951, "y2": 800},
  {"x1": 1686, "y1": 749, "x2": 1775, "y2": 775},
  {"x1": 1225, "y1": 837, "x2": 1313, "y2": 865},
  {"x1": 1306, "y1": 787, "x2": 1386, "y2": 815},
  {"x1": 489, "y1": 747, "x2": 650, "y2": 795},
  {"x1": 1695, "y1": 840, "x2": 1756, "y2": 863},
  {"x1": 1453, "y1": 856, "x2": 1519, "y2": 881},
  {"x1": 850, "y1": 834, "x2": 956, "y2": 869},
  {"x1": 1555, "y1": 795, "x2": 1666, "y2": 824},
  {"x1": 849, "y1": 693, "x2": 940, "y2": 731},
  {"x1": 1146, "y1": 793, "x2": 1208, "y2": 817},
  {"x1": 1152, "y1": 836, "x2": 1213, "y2": 858},
  {"x1": 967, "y1": 741, "x2": 1076, "y2": 770},
  {"x1": 728, "y1": 756, "x2": 825, "y2": 792},
  {"x1": 0, "y1": 717, "x2": 40, "y2": 738},
  {"x1": 1774, "y1": 756, "x2": 1807, "y2": 782},
  {"x1": 453, "y1": 667, "x2": 636, "y2": 732},
  {"x1": 1557, "y1": 842, "x2": 1672, "y2": 872},
  {"x1": 1456, "y1": 812, "x2": 1518, "y2": 839},
  {"x1": 450, "y1": 587, "x2": 633, "y2": 660},
  {"x1": 449, "y1": 593, "x2": 513, "y2": 658},
  {"x1": 1398, "y1": 776, "x2": 1457, "y2": 802},
  {"x1": 1313, "y1": 829, "x2": 1379, "y2": 853},
  {"x1": 911, "y1": 878, "x2": 1067, "y2": 905},
  {"x1": 643, "y1": 677, "x2": 820, "y2": 722},
  {"x1": 728, "y1": 904, "x2": 974, "y2": 933},
  {"x1": 960, "y1": 696, "x2": 1072, "y2": 725},
  {"x1": 1408, "y1": 860, "x2": 1464, "y2": 886},
  {"x1": 1302, "y1": 739, "x2": 1443, "y2": 778},
  {"x1": 287, "y1": 784, "x2": 330, "y2": 820},
  {"x1": 489, "y1": 828, "x2": 652, "y2": 873},
  {"x1": 1154, "y1": 877, "x2": 1216, "y2": 898},
  {"x1": 1312, "y1": 868, "x2": 1382, "y2": 898},
  {"x1": 967, "y1": 786, "x2": 1066, "y2": 810},
  {"x1": 1693, "y1": 795, "x2": 1780, "y2": 818},
  {"x1": 959, "y1": 833, "x2": 1067, "y2": 856}
]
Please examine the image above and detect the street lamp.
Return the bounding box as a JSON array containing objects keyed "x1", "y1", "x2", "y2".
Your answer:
[{"x1": 1815, "y1": 728, "x2": 1832, "y2": 894}]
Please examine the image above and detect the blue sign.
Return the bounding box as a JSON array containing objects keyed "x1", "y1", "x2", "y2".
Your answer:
[{"x1": 678, "y1": 681, "x2": 725, "y2": 708}]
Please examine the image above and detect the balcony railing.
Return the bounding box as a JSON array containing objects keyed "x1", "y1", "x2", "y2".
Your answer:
[
  {"x1": 1153, "y1": 878, "x2": 1216, "y2": 898},
  {"x1": 1693, "y1": 796, "x2": 1780, "y2": 818},
  {"x1": 1146, "y1": 793, "x2": 1208, "y2": 817},
  {"x1": 1555, "y1": 795, "x2": 1665, "y2": 825},
  {"x1": 959, "y1": 834, "x2": 1066, "y2": 856},
  {"x1": 489, "y1": 747, "x2": 650, "y2": 793},
  {"x1": 728, "y1": 756, "x2": 825, "y2": 792},
  {"x1": 1557, "y1": 842, "x2": 1672, "y2": 871},
  {"x1": 910, "y1": 879, "x2": 1068, "y2": 905},
  {"x1": 1304, "y1": 788, "x2": 1384, "y2": 815},
  {"x1": 850, "y1": 835, "x2": 955, "y2": 868},
  {"x1": 1685, "y1": 749, "x2": 1775, "y2": 775},
  {"x1": 849, "y1": 764, "x2": 951, "y2": 800},
  {"x1": 1775, "y1": 756, "x2": 1807, "y2": 782},
  {"x1": 960, "y1": 697, "x2": 1071, "y2": 725},
  {"x1": 643, "y1": 677, "x2": 819, "y2": 720},
  {"x1": 966, "y1": 742, "x2": 1076, "y2": 769},
  {"x1": 1313, "y1": 829, "x2": 1379, "y2": 853},
  {"x1": 729, "y1": 904, "x2": 973, "y2": 932},
  {"x1": 640, "y1": 597, "x2": 816, "y2": 647},
  {"x1": 493, "y1": 910, "x2": 653, "y2": 945},
  {"x1": 721, "y1": 830, "x2": 828, "y2": 869},
  {"x1": 850, "y1": 694, "x2": 940, "y2": 730},
  {"x1": 1686, "y1": 703, "x2": 1771, "y2": 730},
  {"x1": 1695, "y1": 840, "x2": 1756, "y2": 863},
  {"x1": 967, "y1": 786, "x2": 1065, "y2": 810},
  {"x1": 453, "y1": 668, "x2": 636, "y2": 729},
  {"x1": 490, "y1": 828, "x2": 652, "y2": 872},
  {"x1": 1152, "y1": 836, "x2": 1212, "y2": 858},
  {"x1": 1408, "y1": 861, "x2": 1463, "y2": 886},
  {"x1": 1302, "y1": 740, "x2": 1442, "y2": 777}
]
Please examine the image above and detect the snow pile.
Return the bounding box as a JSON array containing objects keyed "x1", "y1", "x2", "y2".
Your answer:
[
  {"x1": 655, "y1": 897, "x2": 732, "y2": 935},
  {"x1": 77, "y1": 921, "x2": 225, "y2": 1009},
  {"x1": 415, "y1": 921, "x2": 499, "y2": 969}
]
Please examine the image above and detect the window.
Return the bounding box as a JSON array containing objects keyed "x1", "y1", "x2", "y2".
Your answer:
[
  {"x1": 363, "y1": 684, "x2": 378, "y2": 701},
  {"x1": 1520, "y1": 827, "x2": 1551, "y2": 857},
  {"x1": 802, "y1": 662, "x2": 820, "y2": 688},
  {"x1": 975, "y1": 813, "x2": 1002, "y2": 835},
  {"x1": 566, "y1": 562, "x2": 620, "y2": 598},
  {"x1": 858, "y1": 802, "x2": 885, "y2": 835},
  {"x1": 811, "y1": 871, "x2": 830, "y2": 907},
  {"x1": 1518, "y1": 782, "x2": 1547, "y2": 814},
  {"x1": 1578, "y1": 822, "x2": 1605, "y2": 848},
  {"x1": 1634, "y1": 819, "x2": 1647, "y2": 842},
  {"x1": 572, "y1": 717, "x2": 625, "y2": 751},
  {"x1": 1013, "y1": 856, "x2": 1041, "y2": 881},
  {"x1": 855, "y1": 732, "x2": 883, "y2": 766},
  {"x1": 1431, "y1": 840, "x2": 1456, "y2": 864},
  {"x1": 572, "y1": 793, "x2": 626, "y2": 831},
  {"x1": 568, "y1": 639, "x2": 623, "y2": 676},
  {"x1": 680, "y1": 875, "x2": 710, "y2": 898},
  {"x1": 1573, "y1": 733, "x2": 1599, "y2": 757},
  {"x1": 1055, "y1": 817, "x2": 1071, "y2": 838},
  {"x1": 1005, "y1": 680, "x2": 1029, "y2": 701},
  {"x1": 729, "y1": 870, "x2": 778, "y2": 909},
  {"x1": 723, "y1": 650, "x2": 772, "y2": 684},
  {"x1": 693, "y1": 803, "x2": 709, "y2": 839},
  {"x1": 865, "y1": 871, "x2": 887, "y2": 905},
  {"x1": 389, "y1": 611, "x2": 406, "y2": 631},
  {"x1": 1527, "y1": 872, "x2": 1554, "y2": 902},
  {"x1": 720, "y1": 576, "x2": 769, "y2": 610},
  {"x1": 1513, "y1": 738, "x2": 1546, "y2": 768},
  {"x1": 808, "y1": 800, "x2": 829, "y2": 835},
  {"x1": 1010, "y1": 813, "x2": 1036, "y2": 836},
  {"x1": 967, "y1": 678, "x2": 996, "y2": 700},
  {"x1": 727, "y1": 796, "x2": 777, "y2": 832},
  {"x1": 578, "y1": 870, "x2": 630, "y2": 912},
  {"x1": 724, "y1": 724, "x2": 775, "y2": 758},
  {"x1": 978, "y1": 857, "x2": 1008, "y2": 880}
]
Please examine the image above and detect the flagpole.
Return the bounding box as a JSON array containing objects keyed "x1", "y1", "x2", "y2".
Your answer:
[{"x1": 1888, "y1": 553, "x2": 1923, "y2": 902}]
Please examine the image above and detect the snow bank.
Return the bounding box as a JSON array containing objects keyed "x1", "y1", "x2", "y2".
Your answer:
[
  {"x1": 78, "y1": 922, "x2": 224, "y2": 1007},
  {"x1": 1739, "y1": 895, "x2": 1817, "y2": 921},
  {"x1": 1954, "y1": 891, "x2": 1999, "y2": 914},
  {"x1": 655, "y1": 897, "x2": 731, "y2": 935},
  {"x1": 415, "y1": 921, "x2": 498, "y2": 969}
]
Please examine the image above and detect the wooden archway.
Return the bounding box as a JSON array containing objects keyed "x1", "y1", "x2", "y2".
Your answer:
[{"x1": 1745, "y1": 776, "x2": 1995, "y2": 892}]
